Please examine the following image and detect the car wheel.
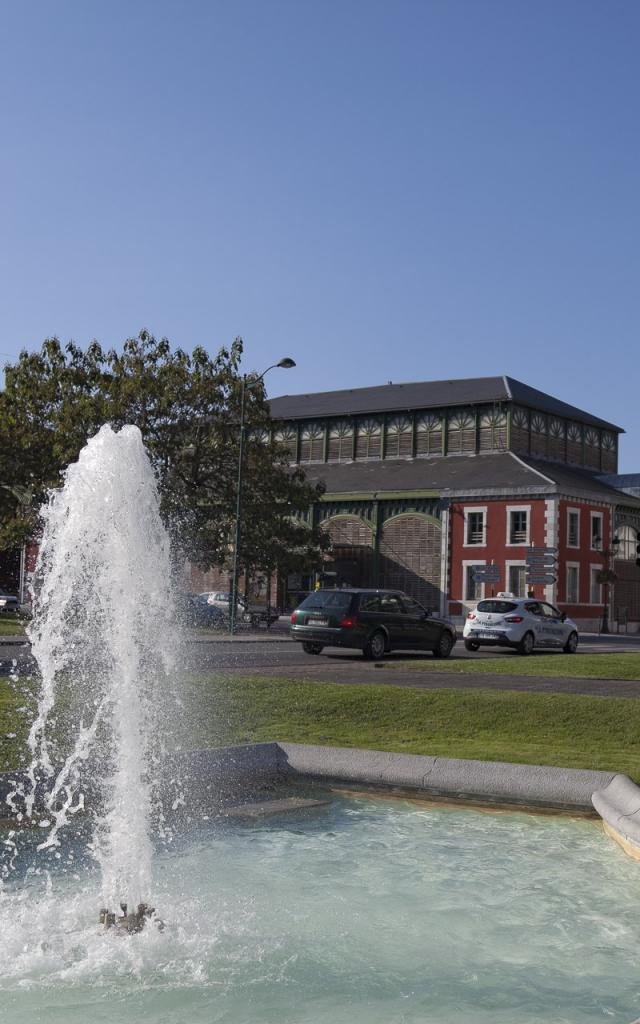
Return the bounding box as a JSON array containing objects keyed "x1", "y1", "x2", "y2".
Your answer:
[
  {"x1": 517, "y1": 631, "x2": 535, "y2": 656},
  {"x1": 464, "y1": 639, "x2": 480, "y2": 652},
  {"x1": 563, "y1": 631, "x2": 578, "y2": 654},
  {"x1": 433, "y1": 631, "x2": 454, "y2": 658},
  {"x1": 302, "y1": 642, "x2": 324, "y2": 655},
  {"x1": 363, "y1": 630, "x2": 386, "y2": 660}
]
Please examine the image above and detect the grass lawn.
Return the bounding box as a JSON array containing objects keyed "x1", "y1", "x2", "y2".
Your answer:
[
  {"x1": 0, "y1": 617, "x2": 25, "y2": 636},
  {"x1": 5, "y1": 670, "x2": 640, "y2": 779},
  {"x1": 395, "y1": 652, "x2": 640, "y2": 681},
  {"x1": 157, "y1": 674, "x2": 640, "y2": 781}
]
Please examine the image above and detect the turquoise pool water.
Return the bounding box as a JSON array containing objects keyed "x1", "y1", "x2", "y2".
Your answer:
[{"x1": 1, "y1": 794, "x2": 639, "y2": 1023}]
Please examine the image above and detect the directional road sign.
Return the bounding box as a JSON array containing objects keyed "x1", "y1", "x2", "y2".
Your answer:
[{"x1": 526, "y1": 574, "x2": 557, "y2": 585}]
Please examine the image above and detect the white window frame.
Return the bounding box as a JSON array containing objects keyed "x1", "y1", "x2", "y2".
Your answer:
[
  {"x1": 566, "y1": 507, "x2": 581, "y2": 549},
  {"x1": 590, "y1": 511, "x2": 604, "y2": 551},
  {"x1": 589, "y1": 563, "x2": 603, "y2": 605},
  {"x1": 462, "y1": 559, "x2": 486, "y2": 602},
  {"x1": 506, "y1": 504, "x2": 531, "y2": 546},
  {"x1": 463, "y1": 506, "x2": 487, "y2": 547},
  {"x1": 566, "y1": 561, "x2": 580, "y2": 604},
  {"x1": 505, "y1": 559, "x2": 528, "y2": 598}
]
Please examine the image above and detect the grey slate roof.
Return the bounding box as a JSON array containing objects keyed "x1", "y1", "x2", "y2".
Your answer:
[
  {"x1": 599, "y1": 473, "x2": 640, "y2": 497},
  {"x1": 304, "y1": 453, "x2": 548, "y2": 496},
  {"x1": 302, "y1": 452, "x2": 640, "y2": 505},
  {"x1": 521, "y1": 459, "x2": 640, "y2": 506},
  {"x1": 269, "y1": 375, "x2": 622, "y2": 432}
]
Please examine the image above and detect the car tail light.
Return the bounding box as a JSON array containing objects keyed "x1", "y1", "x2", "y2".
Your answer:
[
  {"x1": 504, "y1": 615, "x2": 524, "y2": 623},
  {"x1": 467, "y1": 612, "x2": 476, "y2": 620},
  {"x1": 340, "y1": 616, "x2": 358, "y2": 628},
  {"x1": 291, "y1": 611, "x2": 297, "y2": 624}
]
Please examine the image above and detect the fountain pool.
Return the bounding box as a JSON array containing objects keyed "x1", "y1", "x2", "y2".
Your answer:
[
  {"x1": 2, "y1": 793, "x2": 640, "y2": 1023},
  {"x1": 2, "y1": 422, "x2": 639, "y2": 1023}
]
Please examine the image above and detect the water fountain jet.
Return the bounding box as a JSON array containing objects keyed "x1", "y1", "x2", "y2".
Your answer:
[{"x1": 17, "y1": 423, "x2": 179, "y2": 928}]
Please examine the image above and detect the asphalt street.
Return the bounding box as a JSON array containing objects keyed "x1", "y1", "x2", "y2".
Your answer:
[{"x1": 2, "y1": 628, "x2": 640, "y2": 698}]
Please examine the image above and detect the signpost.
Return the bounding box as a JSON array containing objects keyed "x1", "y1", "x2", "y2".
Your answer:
[
  {"x1": 525, "y1": 546, "x2": 557, "y2": 586},
  {"x1": 472, "y1": 564, "x2": 501, "y2": 595}
]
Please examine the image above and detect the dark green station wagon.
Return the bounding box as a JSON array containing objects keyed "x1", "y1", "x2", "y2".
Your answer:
[{"x1": 290, "y1": 588, "x2": 457, "y2": 659}]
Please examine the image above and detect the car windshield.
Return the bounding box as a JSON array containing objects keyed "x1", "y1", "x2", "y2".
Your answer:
[
  {"x1": 298, "y1": 591, "x2": 354, "y2": 612},
  {"x1": 476, "y1": 600, "x2": 518, "y2": 613}
]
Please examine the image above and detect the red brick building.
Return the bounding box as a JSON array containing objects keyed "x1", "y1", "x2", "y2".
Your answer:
[{"x1": 266, "y1": 375, "x2": 640, "y2": 629}]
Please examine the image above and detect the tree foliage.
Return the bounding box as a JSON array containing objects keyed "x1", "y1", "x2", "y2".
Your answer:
[{"x1": 0, "y1": 332, "x2": 329, "y2": 578}]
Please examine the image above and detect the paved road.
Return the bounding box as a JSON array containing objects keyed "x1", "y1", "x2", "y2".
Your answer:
[{"x1": 3, "y1": 628, "x2": 640, "y2": 698}]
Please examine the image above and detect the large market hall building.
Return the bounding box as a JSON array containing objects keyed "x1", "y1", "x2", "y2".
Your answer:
[{"x1": 268, "y1": 375, "x2": 640, "y2": 629}]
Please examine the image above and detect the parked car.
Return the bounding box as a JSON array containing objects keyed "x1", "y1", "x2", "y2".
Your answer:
[
  {"x1": 463, "y1": 594, "x2": 579, "y2": 655},
  {"x1": 198, "y1": 592, "x2": 278, "y2": 625},
  {"x1": 177, "y1": 593, "x2": 228, "y2": 629},
  {"x1": 0, "y1": 592, "x2": 20, "y2": 614},
  {"x1": 290, "y1": 588, "x2": 457, "y2": 659}
]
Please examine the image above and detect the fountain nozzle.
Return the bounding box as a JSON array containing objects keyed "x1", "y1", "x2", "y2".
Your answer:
[{"x1": 99, "y1": 901, "x2": 162, "y2": 934}]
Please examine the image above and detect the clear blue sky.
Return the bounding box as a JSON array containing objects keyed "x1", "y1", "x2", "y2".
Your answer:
[{"x1": 1, "y1": 1, "x2": 638, "y2": 468}]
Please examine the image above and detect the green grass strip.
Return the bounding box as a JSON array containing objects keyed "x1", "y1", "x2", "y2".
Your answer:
[
  {"x1": 175, "y1": 674, "x2": 640, "y2": 780},
  {"x1": 0, "y1": 617, "x2": 25, "y2": 636},
  {"x1": 395, "y1": 652, "x2": 640, "y2": 680},
  {"x1": 5, "y1": 673, "x2": 640, "y2": 780}
]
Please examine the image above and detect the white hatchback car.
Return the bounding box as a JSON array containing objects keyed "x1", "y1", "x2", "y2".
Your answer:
[{"x1": 463, "y1": 594, "x2": 579, "y2": 655}]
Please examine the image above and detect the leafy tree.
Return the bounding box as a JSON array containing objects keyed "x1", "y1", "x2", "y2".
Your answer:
[{"x1": 0, "y1": 332, "x2": 329, "y2": 581}]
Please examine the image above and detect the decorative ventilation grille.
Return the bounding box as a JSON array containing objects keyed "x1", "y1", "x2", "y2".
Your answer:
[
  {"x1": 327, "y1": 420, "x2": 354, "y2": 462},
  {"x1": 567, "y1": 421, "x2": 583, "y2": 465},
  {"x1": 528, "y1": 413, "x2": 547, "y2": 456},
  {"x1": 384, "y1": 417, "x2": 413, "y2": 459},
  {"x1": 415, "y1": 413, "x2": 443, "y2": 456},
  {"x1": 355, "y1": 419, "x2": 382, "y2": 460},
  {"x1": 601, "y1": 432, "x2": 617, "y2": 471},
  {"x1": 478, "y1": 409, "x2": 507, "y2": 451},
  {"x1": 513, "y1": 407, "x2": 529, "y2": 428},
  {"x1": 510, "y1": 407, "x2": 529, "y2": 452},
  {"x1": 275, "y1": 428, "x2": 298, "y2": 460},
  {"x1": 447, "y1": 410, "x2": 475, "y2": 454},
  {"x1": 299, "y1": 423, "x2": 325, "y2": 462},
  {"x1": 548, "y1": 418, "x2": 565, "y2": 460}
]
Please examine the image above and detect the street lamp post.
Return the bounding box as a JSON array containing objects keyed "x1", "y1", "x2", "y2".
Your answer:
[{"x1": 229, "y1": 357, "x2": 296, "y2": 634}]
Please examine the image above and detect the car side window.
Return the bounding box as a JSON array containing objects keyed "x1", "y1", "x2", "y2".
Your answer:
[
  {"x1": 524, "y1": 602, "x2": 541, "y2": 615},
  {"x1": 380, "y1": 595, "x2": 402, "y2": 614},
  {"x1": 401, "y1": 597, "x2": 424, "y2": 616},
  {"x1": 359, "y1": 595, "x2": 381, "y2": 612},
  {"x1": 540, "y1": 603, "x2": 561, "y2": 619}
]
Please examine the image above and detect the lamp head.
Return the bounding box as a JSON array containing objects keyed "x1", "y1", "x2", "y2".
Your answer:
[{"x1": 277, "y1": 358, "x2": 296, "y2": 369}]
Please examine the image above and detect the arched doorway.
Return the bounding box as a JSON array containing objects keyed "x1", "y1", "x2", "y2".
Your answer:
[
  {"x1": 321, "y1": 515, "x2": 375, "y2": 588},
  {"x1": 379, "y1": 513, "x2": 442, "y2": 609}
]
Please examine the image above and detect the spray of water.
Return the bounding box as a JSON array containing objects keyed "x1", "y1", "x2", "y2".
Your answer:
[{"x1": 22, "y1": 423, "x2": 178, "y2": 907}]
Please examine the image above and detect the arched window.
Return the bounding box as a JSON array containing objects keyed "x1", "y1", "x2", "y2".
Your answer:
[
  {"x1": 299, "y1": 423, "x2": 325, "y2": 462},
  {"x1": 384, "y1": 417, "x2": 413, "y2": 459},
  {"x1": 614, "y1": 524, "x2": 638, "y2": 561},
  {"x1": 327, "y1": 420, "x2": 354, "y2": 462},
  {"x1": 415, "y1": 413, "x2": 443, "y2": 456},
  {"x1": 355, "y1": 419, "x2": 382, "y2": 460}
]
